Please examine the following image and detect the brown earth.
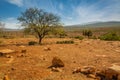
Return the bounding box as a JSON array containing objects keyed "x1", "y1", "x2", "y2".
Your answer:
[{"x1": 0, "y1": 38, "x2": 120, "y2": 80}]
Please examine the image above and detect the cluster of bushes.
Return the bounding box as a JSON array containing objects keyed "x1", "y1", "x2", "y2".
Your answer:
[
  {"x1": 1, "y1": 35, "x2": 15, "y2": 39},
  {"x1": 56, "y1": 40, "x2": 74, "y2": 44},
  {"x1": 99, "y1": 32, "x2": 120, "y2": 41},
  {"x1": 74, "y1": 36, "x2": 84, "y2": 40},
  {"x1": 89, "y1": 36, "x2": 97, "y2": 39},
  {"x1": 83, "y1": 30, "x2": 93, "y2": 38}
]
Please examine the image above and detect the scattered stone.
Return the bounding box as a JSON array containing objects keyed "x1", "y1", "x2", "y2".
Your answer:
[
  {"x1": 81, "y1": 66, "x2": 96, "y2": 75},
  {"x1": 44, "y1": 47, "x2": 51, "y2": 51},
  {"x1": 43, "y1": 58, "x2": 46, "y2": 61},
  {"x1": 21, "y1": 49, "x2": 27, "y2": 53},
  {"x1": 87, "y1": 74, "x2": 96, "y2": 79},
  {"x1": 19, "y1": 45, "x2": 26, "y2": 48},
  {"x1": 73, "y1": 61, "x2": 76, "y2": 63},
  {"x1": 3, "y1": 74, "x2": 9, "y2": 80},
  {"x1": 72, "y1": 67, "x2": 81, "y2": 74},
  {"x1": 95, "y1": 55, "x2": 107, "y2": 58},
  {"x1": 6, "y1": 57, "x2": 14, "y2": 64},
  {"x1": 115, "y1": 50, "x2": 120, "y2": 53},
  {"x1": 51, "y1": 67, "x2": 62, "y2": 72},
  {"x1": 0, "y1": 49, "x2": 15, "y2": 56},
  {"x1": 11, "y1": 67, "x2": 16, "y2": 71},
  {"x1": 6, "y1": 55, "x2": 13, "y2": 58},
  {"x1": 16, "y1": 44, "x2": 21, "y2": 46},
  {"x1": 51, "y1": 57, "x2": 64, "y2": 68},
  {"x1": 17, "y1": 54, "x2": 24, "y2": 57}
]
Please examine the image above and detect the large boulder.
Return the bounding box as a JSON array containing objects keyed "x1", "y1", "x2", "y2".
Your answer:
[
  {"x1": 51, "y1": 57, "x2": 64, "y2": 68},
  {"x1": 96, "y1": 65, "x2": 120, "y2": 80},
  {"x1": 0, "y1": 49, "x2": 15, "y2": 57}
]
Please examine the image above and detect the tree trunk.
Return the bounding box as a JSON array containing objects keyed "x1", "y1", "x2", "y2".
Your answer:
[{"x1": 39, "y1": 37, "x2": 42, "y2": 45}]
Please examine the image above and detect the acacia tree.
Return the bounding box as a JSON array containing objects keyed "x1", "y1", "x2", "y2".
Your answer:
[{"x1": 18, "y1": 8, "x2": 61, "y2": 44}]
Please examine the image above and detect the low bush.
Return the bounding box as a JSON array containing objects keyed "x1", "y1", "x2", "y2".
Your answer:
[
  {"x1": 99, "y1": 32, "x2": 120, "y2": 41},
  {"x1": 83, "y1": 29, "x2": 93, "y2": 38},
  {"x1": 74, "y1": 36, "x2": 84, "y2": 40},
  {"x1": 28, "y1": 41, "x2": 37, "y2": 45},
  {"x1": 90, "y1": 36, "x2": 97, "y2": 39},
  {"x1": 56, "y1": 40, "x2": 74, "y2": 44}
]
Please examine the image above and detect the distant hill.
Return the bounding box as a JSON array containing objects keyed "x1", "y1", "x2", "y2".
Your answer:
[
  {"x1": 64, "y1": 21, "x2": 120, "y2": 31},
  {"x1": 82, "y1": 21, "x2": 120, "y2": 27},
  {"x1": 2, "y1": 21, "x2": 120, "y2": 31},
  {"x1": 2, "y1": 28, "x2": 22, "y2": 31}
]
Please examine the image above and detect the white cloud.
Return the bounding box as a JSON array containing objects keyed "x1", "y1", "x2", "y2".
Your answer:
[
  {"x1": 3, "y1": 17, "x2": 21, "y2": 29},
  {"x1": 7, "y1": 0, "x2": 23, "y2": 7},
  {"x1": 67, "y1": 0, "x2": 120, "y2": 25},
  {"x1": 6, "y1": 0, "x2": 120, "y2": 26}
]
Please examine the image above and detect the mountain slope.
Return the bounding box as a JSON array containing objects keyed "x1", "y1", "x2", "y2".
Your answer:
[{"x1": 65, "y1": 21, "x2": 120, "y2": 28}]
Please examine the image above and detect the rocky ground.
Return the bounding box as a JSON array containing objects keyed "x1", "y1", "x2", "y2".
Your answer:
[{"x1": 0, "y1": 38, "x2": 120, "y2": 80}]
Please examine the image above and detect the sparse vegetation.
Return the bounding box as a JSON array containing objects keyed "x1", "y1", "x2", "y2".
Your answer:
[
  {"x1": 99, "y1": 32, "x2": 120, "y2": 41},
  {"x1": 56, "y1": 40, "x2": 74, "y2": 44},
  {"x1": 83, "y1": 29, "x2": 93, "y2": 38},
  {"x1": 74, "y1": 36, "x2": 84, "y2": 40},
  {"x1": 90, "y1": 36, "x2": 97, "y2": 39},
  {"x1": 53, "y1": 26, "x2": 67, "y2": 38},
  {"x1": 1, "y1": 0, "x2": 120, "y2": 80}
]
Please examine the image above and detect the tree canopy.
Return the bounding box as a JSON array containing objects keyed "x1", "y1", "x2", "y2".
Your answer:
[{"x1": 18, "y1": 8, "x2": 61, "y2": 44}]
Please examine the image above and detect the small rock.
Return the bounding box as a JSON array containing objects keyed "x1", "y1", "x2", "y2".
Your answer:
[
  {"x1": 51, "y1": 67, "x2": 62, "y2": 72},
  {"x1": 17, "y1": 54, "x2": 24, "y2": 57},
  {"x1": 19, "y1": 45, "x2": 26, "y2": 48},
  {"x1": 3, "y1": 74, "x2": 9, "y2": 80},
  {"x1": 73, "y1": 61, "x2": 76, "y2": 63},
  {"x1": 21, "y1": 49, "x2": 27, "y2": 53},
  {"x1": 43, "y1": 58, "x2": 46, "y2": 60},
  {"x1": 11, "y1": 67, "x2": 16, "y2": 70},
  {"x1": 6, "y1": 55, "x2": 13, "y2": 58},
  {"x1": 51, "y1": 57, "x2": 64, "y2": 68},
  {"x1": 72, "y1": 67, "x2": 81, "y2": 74},
  {"x1": 44, "y1": 47, "x2": 51, "y2": 51},
  {"x1": 81, "y1": 66, "x2": 96, "y2": 75},
  {"x1": 87, "y1": 74, "x2": 96, "y2": 79}
]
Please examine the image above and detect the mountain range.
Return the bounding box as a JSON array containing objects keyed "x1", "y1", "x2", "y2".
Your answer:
[
  {"x1": 3, "y1": 21, "x2": 120, "y2": 31},
  {"x1": 65, "y1": 21, "x2": 120, "y2": 28}
]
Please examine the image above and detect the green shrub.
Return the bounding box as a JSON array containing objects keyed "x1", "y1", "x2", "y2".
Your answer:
[
  {"x1": 56, "y1": 40, "x2": 74, "y2": 44},
  {"x1": 74, "y1": 36, "x2": 84, "y2": 40},
  {"x1": 83, "y1": 29, "x2": 93, "y2": 38},
  {"x1": 28, "y1": 41, "x2": 37, "y2": 45},
  {"x1": 3, "y1": 35, "x2": 15, "y2": 39},
  {"x1": 90, "y1": 36, "x2": 97, "y2": 39},
  {"x1": 99, "y1": 32, "x2": 120, "y2": 41}
]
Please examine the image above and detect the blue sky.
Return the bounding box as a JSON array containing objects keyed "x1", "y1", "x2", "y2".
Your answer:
[{"x1": 0, "y1": 0, "x2": 120, "y2": 29}]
